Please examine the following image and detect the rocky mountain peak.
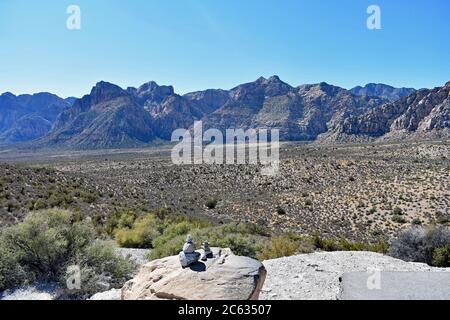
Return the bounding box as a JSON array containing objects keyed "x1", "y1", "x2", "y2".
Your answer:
[
  {"x1": 255, "y1": 76, "x2": 267, "y2": 83},
  {"x1": 1, "y1": 92, "x2": 16, "y2": 99},
  {"x1": 134, "y1": 81, "x2": 175, "y2": 103},
  {"x1": 299, "y1": 82, "x2": 344, "y2": 98},
  {"x1": 137, "y1": 81, "x2": 174, "y2": 96},
  {"x1": 90, "y1": 81, "x2": 126, "y2": 105},
  {"x1": 267, "y1": 75, "x2": 282, "y2": 83},
  {"x1": 255, "y1": 75, "x2": 293, "y2": 97},
  {"x1": 255, "y1": 75, "x2": 289, "y2": 86}
]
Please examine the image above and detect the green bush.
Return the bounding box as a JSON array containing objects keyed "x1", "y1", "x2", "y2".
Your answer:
[
  {"x1": 0, "y1": 210, "x2": 136, "y2": 296},
  {"x1": 258, "y1": 236, "x2": 303, "y2": 260},
  {"x1": 0, "y1": 240, "x2": 25, "y2": 291},
  {"x1": 311, "y1": 231, "x2": 388, "y2": 254},
  {"x1": 79, "y1": 191, "x2": 98, "y2": 204},
  {"x1": 105, "y1": 209, "x2": 137, "y2": 235},
  {"x1": 432, "y1": 247, "x2": 450, "y2": 267},
  {"x1": 68, "y1": 241, "x2": 136, "y2": 298},
  {"x1": 115, "y1": 214, "x2": 160, "y2": 248},
  {"x1": 205, "y1": 198, "x2": 218, "y2": 209},
  {"x1": 113, "y1": 211, "x2": 213, "y2": 249},
  {"x1": 33, "y1": 199, "x2": 47, "y2": 210}
]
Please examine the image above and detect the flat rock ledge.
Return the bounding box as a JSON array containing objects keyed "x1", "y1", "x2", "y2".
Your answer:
[
  {"x1": 260, "y1": 251, "x2": 450, "y2": 300},
  {"x1": 122, "y1": 248, "x2": 266, "y2": 300}
]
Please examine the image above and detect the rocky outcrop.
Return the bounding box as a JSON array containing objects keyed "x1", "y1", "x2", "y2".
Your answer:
[{"x1": 122, "y1": 248, "x2": 266, "y2": 300}]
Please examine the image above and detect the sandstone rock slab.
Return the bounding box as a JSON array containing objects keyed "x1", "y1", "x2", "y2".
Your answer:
[{"x1": 122, "y1": 248, "x2": 266, "y2": 300}]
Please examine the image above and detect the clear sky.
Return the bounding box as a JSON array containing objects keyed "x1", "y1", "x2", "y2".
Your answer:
[{"x1": 0, "y1": 0, "x2": 449, "y2": 98}]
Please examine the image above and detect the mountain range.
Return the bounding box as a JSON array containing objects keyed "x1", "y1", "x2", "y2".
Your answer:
[{"x1": 0, "y1": 77, "x2": 448, "y2": 149}]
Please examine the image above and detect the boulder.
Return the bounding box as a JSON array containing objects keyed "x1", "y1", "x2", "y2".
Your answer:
[{"x1": 121, "y1": 248, "x2": 266, "y2": 300}]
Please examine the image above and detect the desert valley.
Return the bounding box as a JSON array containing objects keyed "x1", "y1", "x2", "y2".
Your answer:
[{"x1": 0, "y1": 76, "x2": 449, "y2": 300}]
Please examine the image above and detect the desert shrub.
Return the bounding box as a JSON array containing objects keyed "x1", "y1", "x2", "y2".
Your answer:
[
  {"x1": 389, "y1": 227, "x2": 427, "y2": 262},
  {"x1": 393, "y1": 207, "x2": 403, "y2": 215},
  {"x1": 114, "y1": 211, "x2": 213, "y2": 249},
  {"x1": 79, "y1": 191, "x2": 98, "y2": 204},
  {"x1": 33, "y1": 199, "x2": 47, "y2": 210},
  {"x1": 311, "y1": 231, "x2": 388, "y2": 254},
  {"x1": 0, "y1": 210, "x2": 136, "y2": 296},
  {"x1": 115, "y1": 214, "x2": 160, "y2": 248},
  {"x1": 276, "y1": 207, "x2": 286, "y2": 215},
  {"x1": 105, "y1": 209, "x2": 137, "y2": 235},
  {"x1": 205, "y1": 198, "x2": 218, "y2": 209},
  {"x1": 312, "y1": 231, "x2": 324, "y2": 249},
  {"x1": 0, "y1": 210, "x2": 93, "y2": 279},
  {"x1": 151, "y1": 220, "x2": 201, "y2": 249},
  {"x1": 258, "y1": 236, "x2": 302, "y2": 260},
  {"x1": 48, "y1": 193, "x2": 74, "y2": 209},
  {"x1": 66, "y1": 241, "x2": 136, "y2": 298},
  {"x1": 371, "y1": 240, "x2": 389, "y2": 254},
  {"x1": 432, "y1": 247, "x2": 450, "y2": 267},
  {"x1": 392, "y1": 215, "x2": 407, "y2": 224},
  {"x1": 389, "y1": 225, "x2": 450, "y2": 267},
  {"x1": 0, "y1": 239, "x2": 25, "y2": 291}
]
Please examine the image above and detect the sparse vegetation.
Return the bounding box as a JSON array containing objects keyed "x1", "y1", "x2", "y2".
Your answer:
[
  {"x1": 0, "y1": 141, "x2": 448, "y2": 296},
  {"x1": 0, "y1": 210, "x2": 136, "y2": 296},
  {"x1": 259, "y1": 235, "x2": 312, "y2": 260},
  {"x1": 312, "y1": 231, "x2": 388, "y2": 254}
]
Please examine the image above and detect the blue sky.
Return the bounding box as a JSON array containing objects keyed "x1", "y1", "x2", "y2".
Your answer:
[{"x1": 0, "y1": 0, "x2": 449, "y2": 98}]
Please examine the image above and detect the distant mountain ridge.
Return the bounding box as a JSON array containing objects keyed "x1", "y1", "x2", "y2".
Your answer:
[
  {"x1": 0, "y1": 92, "x2": 73, "y2": 143},
  {"x1": 0, "y1": 77, "x2": 448, "y2": 149},
  {"x1": 350, "y1": 83, "x2": 416, "y2": 102},
  {"x1": 321, "y1": 81, "x2": 450, "y2": 143}
]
